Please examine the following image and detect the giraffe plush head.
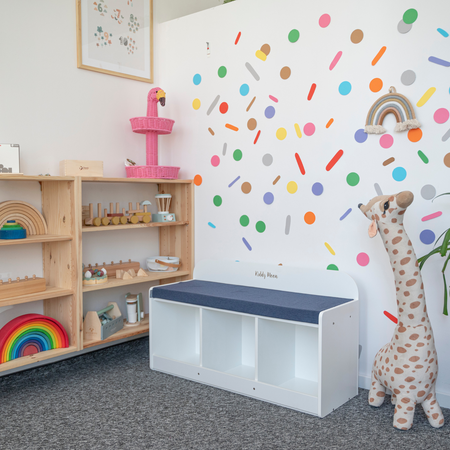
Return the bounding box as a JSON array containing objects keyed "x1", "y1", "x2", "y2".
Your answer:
[{"x1": 359, "y1": 191, "x2": 414, "y2": 237}]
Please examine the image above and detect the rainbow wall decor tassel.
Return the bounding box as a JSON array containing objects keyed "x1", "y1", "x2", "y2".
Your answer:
[
  {"x1": 0, "y1": 314, "x2": 69, "y2": 364},
  {"x1": 365, "y1": 86, "x2": 420, "y2": 134}
]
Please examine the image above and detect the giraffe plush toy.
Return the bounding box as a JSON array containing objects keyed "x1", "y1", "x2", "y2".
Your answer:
[{"x1": 359, "y1": 191, "x2": 444, "y2": 430}]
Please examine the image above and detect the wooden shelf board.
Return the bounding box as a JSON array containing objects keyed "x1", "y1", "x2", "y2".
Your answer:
[
  {"x1": 0, "y1": 286, "x2": 74, "y2": 307},
  {"x1": 82, "y1": 221, "x2": 189, "y2": 233},
  {"x1": 83, "y1": 315, "x2": 149, "y2": 349},
  {"x1": 0, "y1": 234, "x2": 72, "y2": 246},
  {"x1": 0, "y1": 346, "x2": 78, "y2": 372},
  {"x1": 83, "y1": 270, "x2": 190, "y2": 292},
  {"x1": 81, "y1": 177, "x2": 192, "y2": 184},
  {"x1": 0, "y1": 175, "x2": 75, "y2": 182}
]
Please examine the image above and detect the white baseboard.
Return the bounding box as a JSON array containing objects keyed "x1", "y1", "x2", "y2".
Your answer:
[{"x1": 359, "y1": 375, "x2": 450, "y2": 409}]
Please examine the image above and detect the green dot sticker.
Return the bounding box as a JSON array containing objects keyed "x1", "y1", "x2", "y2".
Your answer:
[
  {"x1": 233, "y1": 149, "x2": 243, "y2": 161},
  {"x1": 327, "y1": 264, "x2": 339, "y2": 271},
  {"x1": 403, "y1": 9, "x2": 418, "y2": 24},
  {"x1": 218, "y1": 66, "x2": 227, "y2": 78},
  {"x1": 256, "y1": 221, "x2": 266, "y2": 233},
  {"x1": 346, "y1": 172, "x2": 360, "y2": 187},
  {"x1": 288, "y1": 29, "x2": 300, "y2": 43},
  {"x1": 240, "y1": 215, "x2": 250, "y2": 227},
  {"x1": 213, "y1": 195, "x2": 222, "y2": 206}
]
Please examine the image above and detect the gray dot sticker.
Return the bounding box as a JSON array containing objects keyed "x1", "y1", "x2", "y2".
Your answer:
[
  {"x1": 398, "y1": 20, "x2": 413, "y2": 34},
  {"x1": 401, "y1": 70, "x2": 416, "y2": 86},
  {"x1": 421, "y1": 184, "x2": 436, "y2": 200},
  {"x1": 262, "y1": 154, "x2": 273, "y2": 166}
]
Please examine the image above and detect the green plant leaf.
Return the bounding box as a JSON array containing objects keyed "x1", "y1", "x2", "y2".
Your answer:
[
  {"x1": 442, "y1": 253, "x2": 450, "y2": 274},
  {"x1": 432, "y1": 192, "x2": 450, "y2": 202},
  {"x1": 440, "y1": 229, "x2": 450, "y2": 257},
  {"x1": 419, "y1": 246, "x2": 444, "y2": 269},
  {"x1": 443, "y1": 273, "x2": 449, "y2": 316},
  {"x1": 434, "y1": 228, "x2": 450, "y2": 248}
]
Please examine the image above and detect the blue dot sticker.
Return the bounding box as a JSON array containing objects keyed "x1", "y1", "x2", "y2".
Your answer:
[
  {"x1": 193, "y1": 74, "x2": 201, "y2": 85},
  {"x1": 339, "y1": 81, "x2": 352, "y2": 96},
  {"x1": 354, "y1": 129, "x2": 368, "y2": 143},
  {"x1": 392, "y1": 167, "x2": 407, "y2": 182},
  {"x1": 420, "y1": 229, "x2": 435, "y2": 245},
  {"x1": 265, "y1": 106, "x2": 275, "y2": 119},
  {"x1": 240, "y1": 84, "x2": 250, "y2": 96},
  {"x1": 312, "y1": 182, "x2": 324, "y2": 196},
  {"x1": 263, "y1": 192, "x2": 274, "y2": 205}
]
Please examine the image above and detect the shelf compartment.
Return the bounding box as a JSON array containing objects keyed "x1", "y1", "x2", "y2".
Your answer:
[
  {"x1": 202, "y1": 309, "x2": 255, "y2": 379},
  {"x1": 0, "y1": 234, "x2": 73, "y2": 247},
  {"x1": 83, "y1": 315, "x2": 149, "y2": 349},
  {"x1": 82, "y1": 221, "x2": 189, "y2": 233},
  {"x1": 0, "y1": 286, "x2": 74, "y2": 308},
  {"x1": 83, "y1": 270, "x2": 190, "y2": 292},
  {"x1": 0, "y1": 345, "x2": 78, "y2": 373},
  {"x1": 258, "y1": 318, "x2": 319, "y2": 397},
  {"x1": 81, "y1": 177, "x2": 192, "y2": 184},
  {"x1": 151, "y1": 300, "x2": 200, "y2": 365}
]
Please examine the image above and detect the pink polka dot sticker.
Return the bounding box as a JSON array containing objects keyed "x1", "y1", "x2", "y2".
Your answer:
[
  {"x1": 357, "y1": 252, "x2": 370, "y2": 266},
  {"x1": 303, "y1": 122, "x2": 316, "y2": 136},
  {"x1": 434, "y1": 108, "x2": 449, "y2": 124},
  {"x1": 379, "y1": 134, "x2": 393, "y2": 149},
  {"x1": 319, "y1": 14, "x2": 331, "y2": 28},
  {"x1": 211, "y1": 155, "x2": 220, "y2": 167}
]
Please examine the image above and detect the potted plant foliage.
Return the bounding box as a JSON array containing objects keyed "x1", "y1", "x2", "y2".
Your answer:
[{"x1": 418, "y1": 193, "x2": 450, "y2": 316}]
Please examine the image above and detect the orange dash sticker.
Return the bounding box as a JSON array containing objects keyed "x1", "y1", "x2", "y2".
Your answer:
[
  {"x1": 208, "y1": 128, "x2": 215, "y2": 135},
  {"x1": 372, "y1": 46, "x2": 387, "y2": 66},
  {"x1": 254, "y1": 130, "x2": 261, "y2": 144},
  {"x1": 225, "y1": 124, "x2": 239, "y2": 131},
  {"x1": 326, "y1": 118, "x2": 334, "y2": 128}
]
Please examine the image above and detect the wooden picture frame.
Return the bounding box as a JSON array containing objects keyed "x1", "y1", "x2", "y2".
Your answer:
[{"x1": 76, "y1": 0, "x2": 153, "y2": 83}]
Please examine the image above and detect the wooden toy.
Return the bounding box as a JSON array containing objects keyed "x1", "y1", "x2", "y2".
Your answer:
[
  {"x1": 146, "y1": 256, "x2": 180, "y2": 272},
  {"x1": 0, "y1": 275, "x2": 46, "y2": 300},
  {"x1": 125, "y1": 293, "x2": 144, "y2": 327},
  {"x1": 0, "y1": 314, "x2": 69, "y2": 363},
  {"x1": 0, "y1": 220, "x2": 26, "y2": 239},
  {"x1": 83, "y1": 201, "x2": 153, "y2": 226},
  {"x1": 152, "y1": 193, "x2": 175, "y2": 222},
  {"x1": 137, "y1": 268, "x2": 148, "y2": 277},
  {"x1": 82, "y1": 267, "x2": 108, "y2": 286},
  {"x1": 83, "y1": 302, "x2": 123, "y2": 342},
  {"x1": 84, "y1": 260, "x2": 140, "y2": 279},
  {"x1": 0, "y1": 200, "x2": 48, "y2": 236},
  {"x1": 127, "y1": 88, "x2": 179, "y2": 179}
]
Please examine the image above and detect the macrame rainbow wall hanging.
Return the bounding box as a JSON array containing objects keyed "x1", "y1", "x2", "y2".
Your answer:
[
  {"x1": 365, "y1": 86, "x2": 420, "y2": 134},
  {"x1": 0, "y1": 314, "x2": 69, "y2": 364}
]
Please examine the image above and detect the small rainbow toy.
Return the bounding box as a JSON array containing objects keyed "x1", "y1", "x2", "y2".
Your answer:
[
  {"x1": 0, "y1": 314, "x2": 69, "y2": 364},
  {"x1": 365, "y1": 86, "x2": 420, "y2": 134}
]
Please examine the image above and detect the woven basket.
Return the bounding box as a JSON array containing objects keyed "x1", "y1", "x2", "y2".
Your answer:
[
  {"x1": 130, "y1": 117, "x2": 174, "y2": 135},
  {"x1": 125, "y1": 165, "x2": 180, "y2": 179}
]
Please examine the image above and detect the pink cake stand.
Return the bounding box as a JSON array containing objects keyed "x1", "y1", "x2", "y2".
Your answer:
[{"x1": 128, "y1": 87, "x2": 179, "y2": 179}]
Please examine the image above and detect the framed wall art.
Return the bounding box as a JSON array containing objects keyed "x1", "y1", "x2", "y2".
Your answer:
[{"x1": 76, "y1": 0, "x2": 153, "y2": 83}]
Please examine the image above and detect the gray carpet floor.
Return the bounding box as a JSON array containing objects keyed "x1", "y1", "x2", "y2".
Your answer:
[{"x1": 0, "y1": 337, "x2": 449, "y2": 450}]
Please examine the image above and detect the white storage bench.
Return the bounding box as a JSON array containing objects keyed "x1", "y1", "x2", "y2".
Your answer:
[{"x1": 149, "y1": 260, "x2": 359, "y2": 418}]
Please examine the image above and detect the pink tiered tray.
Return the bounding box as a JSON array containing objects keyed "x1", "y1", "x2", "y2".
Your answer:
[{"x1": 127, "y1": 87, "x2": 179, "y2": 179}]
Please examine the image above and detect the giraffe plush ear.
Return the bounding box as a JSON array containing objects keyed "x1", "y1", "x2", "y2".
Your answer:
[{"x1": 368, "y1": 219, "x2": 378, "y2": 238}]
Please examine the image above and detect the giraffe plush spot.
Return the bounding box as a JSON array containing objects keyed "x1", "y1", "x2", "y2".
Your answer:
[
  {"x1": 398, "y1": 327, "x2": 406, "y2": 332},
  {"x1": 400, "y1": 257, "x2": 411, "y2": 265},
  {"x1": 376, "y1": 391, "x2": 385, "y2": 397},
  {"x1": 408, "y1": 314, "x2": 414, "y2": 319},
  {"x1": 405, "y1": 377, "x2": 415, "y2": 382},
  {"x1": 410, "y1": 301, "x2": 420, "y2": 308},
  {"x1": 398, "y1": 347, "x2": 407, "y2": 353},
  {"x1": 392, "y1": 237, "x2": 402, "y2": 245},
  {"x1": 401, "y1": 397, "x2": 410, "y2": 403},
  {"x1": 410, "y1": 385, "x2": 416, "y2": 389},
  {"x1": 418, "y1": 390, "x2": 426, "y2": 397},
  {"x1": 410, "y1": 356, "x2": 420, "y2": 362},
  {"x1": 397, "y1": 418, "x2": 407, "y2": 424},
  {"x1": 432, "y1": 413, "x2": 439, "y2": 420},
  {"x1": 404, "y1": 291, "x2": 410, "y2": 296},
  {"x1": 410, "y1": 334, "x2": 419, "y2": 340},
  {"x1": 417, "y1": 342, "x2": 425, "y2": 347},
  {"x1": 394, "y1": 368, "x2": 404, "y2": 374}
]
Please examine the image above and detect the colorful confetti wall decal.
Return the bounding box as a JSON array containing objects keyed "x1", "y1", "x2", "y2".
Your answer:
[
  {"x1": 417, "y1": 87, "x2": 436, "y2": 107},
  {"x1": 372, "y1": 46, "x2": 386, "y2": 66},
  {"x1": 326, "y1": 150, "x2": 344, "y2": 171}
]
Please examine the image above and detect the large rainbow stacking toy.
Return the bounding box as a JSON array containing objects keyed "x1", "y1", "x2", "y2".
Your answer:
[
  {"x1": 365, "y1": 86, "x2": 420, "y2": 134},
  {"x1": 0, "y1": 314, "x2": 69, "y2": 364}
]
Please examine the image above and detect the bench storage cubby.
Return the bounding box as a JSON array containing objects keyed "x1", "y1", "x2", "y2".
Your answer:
[{"x1": 149, "y1": 260, "x2": 359, "y2": 418}]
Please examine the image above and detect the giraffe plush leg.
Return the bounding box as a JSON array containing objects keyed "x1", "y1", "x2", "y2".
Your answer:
[
  {"x1": 368, "y1": 370, "x2": 386, "y2": 407},
  {"x1": 422, "y1": 386, "x2": 445, "y2": 428},
  {"x1": 393, "y1": 396, "x2": 415, "y2": 430}
]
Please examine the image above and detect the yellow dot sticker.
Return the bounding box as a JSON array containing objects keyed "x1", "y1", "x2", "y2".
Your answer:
[
  {"x1": 287, "y1": 181, "x2": 298, "y2": 194},
  {"x1": 276, "y1": 127, "x2": 287, "y2": 140},
  {"x1": 192, "y1": 98, "x2": 201, "y2": 110}
]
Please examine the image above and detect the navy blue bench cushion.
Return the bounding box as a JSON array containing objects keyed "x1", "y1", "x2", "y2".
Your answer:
[{"x1": 151, "y1": 280, "x2": 352, "y2": 324}]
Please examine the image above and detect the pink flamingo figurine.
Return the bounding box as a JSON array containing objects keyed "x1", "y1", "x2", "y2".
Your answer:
[{"x1": 128, "y1": 87, "x2": 179, "y2": 179}]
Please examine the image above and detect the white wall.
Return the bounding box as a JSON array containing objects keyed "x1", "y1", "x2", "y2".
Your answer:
[
  {"x1": 1, "y1": 0, "x2": 450, "y2": 409},
  {"x1": 158, "y1": 0, "x2": 450, "y2": 406}
]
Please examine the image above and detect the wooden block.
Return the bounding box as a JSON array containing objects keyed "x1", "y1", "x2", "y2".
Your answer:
[
  {"x1": 0, "y1": 276, "x2": 46, "y2": 300},
  {"x1": 137, "y1": 268, "x2": 148, "y2": 277},
  {"x1": 123, "y1": 272, "x2": 133, "y2": 280},
  {"x1": 127, "y1": 269, "x2": 137, "y2": 277},
  {"x1": 116, "y1": 270, "x2": 124, "y2": 279},
  {"x1": 59, "y1": 160, "x2": 103, "y2": 177}
]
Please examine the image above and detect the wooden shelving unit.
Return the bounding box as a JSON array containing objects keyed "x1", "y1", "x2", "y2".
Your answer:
[{"x1": 0, "y1": 175, "x2": 194, "y2": 372}]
